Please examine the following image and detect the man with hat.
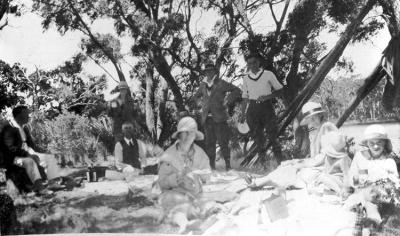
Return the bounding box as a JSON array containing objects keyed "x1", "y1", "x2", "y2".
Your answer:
[
  {"x1": 191, "y1": 62, "x2": 241, "y2": 170},
  {"x1": 107, "y1": 81, "x2": 138, "y2": 140},
  {"x1": 239, "y1": 53, "x2": 283, "y2": 162}
]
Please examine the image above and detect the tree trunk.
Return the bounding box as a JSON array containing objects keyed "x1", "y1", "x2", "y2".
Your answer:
[
  {"x1": 285, "y1": 37, "x2": 308, "y2": 103},
  {"x1": 150, "y1": 49, "x2": 185, "y2": 112},
  {"x1": 157, "y1": 80, "x2": 170, "y2": 146},
  {"x1": 145, "y1": 65, "x2": 156, "y2": 140},
  {"x1": 379, "y1": 0, "x2": 400, "y2": 37}
]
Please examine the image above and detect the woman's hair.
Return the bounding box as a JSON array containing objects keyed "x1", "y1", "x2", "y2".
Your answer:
[{"x1": 382, "y1": 139, "x2": 392, "y2": 155}]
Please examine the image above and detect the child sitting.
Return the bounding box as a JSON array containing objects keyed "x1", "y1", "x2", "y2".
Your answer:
[{"x1": 349, "y1": 124, "x2": 399, "y2": 187}]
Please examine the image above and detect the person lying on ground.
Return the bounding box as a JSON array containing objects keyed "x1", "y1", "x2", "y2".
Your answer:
[
  {"x1": 158, "y1": 116, "x2": 211, "y2": 196},
  {"x1": 0, "y1": 105, "x2": 64, "y2": 194},
  {"x1": 349, "y1": 124, "x2": 399, "y2": 187},
  {"x1": 113, "y1": 121, "x2": 162, "y2": 175},
  {"x1": 248, "y1": 131, "x2": 351, "y2": 196}
]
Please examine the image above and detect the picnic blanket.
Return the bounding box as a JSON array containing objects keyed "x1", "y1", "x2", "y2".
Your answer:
[{"x1": 15, "y1": 170, "x2": 357, "y2": 235}]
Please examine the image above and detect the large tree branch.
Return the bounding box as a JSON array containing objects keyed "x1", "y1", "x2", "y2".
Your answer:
[
  {"x1": 185, "y1": 0, "x2": 201, "y2": 69},
  {"x1": 150, "y1": 49, "x2": 185, "y2": 111},
  {"x1": 233, "y1": 0, "x2": 255, "y2": 37},
  {"x1": 378, "y1": 0, "x2": 400, "y2": 37},
  {"x1": 266, "y1": 0, "x2": 291, "y2": 65},
  {"x1": 66, "y1": 0, "x2": 126, "y2": 82},
  {"x1": 0, "y1": 0, "x2": 9, "y2": 22}
]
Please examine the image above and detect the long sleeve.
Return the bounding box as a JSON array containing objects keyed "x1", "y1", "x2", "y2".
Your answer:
[
  {"x1": 195, "y1": 147, "x2": 211, "y2": 170},
  {"x1": 348, "y1": 152, "x2": 363, "y2": 186},
  {"x1": 191, "y1": 83, "x2": 204, "y2": 107},
  {"x1": 241, "y1": 77, "x2": 249, "y2": 99},
  {"x1": 341, "y1": 156, "x2": 352, "y2": 187},
  {"x1": 222, "y1": 80, "x2": 242, "y2": 105},
  {"x1": 158, "y1": 160, "x2": 179, "y2": 190},
  {"x1": 114, "y1": 142, "x2": 123, "y2": 165},
  {"x1": 2, "y1": 126, "x2": 29, "y2": 162}
]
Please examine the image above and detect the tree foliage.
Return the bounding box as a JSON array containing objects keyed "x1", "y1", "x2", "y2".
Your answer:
[
  {"x1": 27, "y1": 0, "x2": 400, "y2": 149},
  {"x1": 315, "y1": 76, "x2": 400, "y2": 121}
]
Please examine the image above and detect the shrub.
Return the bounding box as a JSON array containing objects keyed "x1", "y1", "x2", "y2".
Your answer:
[{"x1": 29, "y1": 110, "x2": 114, "y2": 165}]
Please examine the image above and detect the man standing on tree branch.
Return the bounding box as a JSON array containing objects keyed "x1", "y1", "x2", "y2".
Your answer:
[{"x1": 239, "y1": 53, "x2": 284, "y2": 163}]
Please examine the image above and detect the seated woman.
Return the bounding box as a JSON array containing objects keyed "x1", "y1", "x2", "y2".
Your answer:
[
  {"x1": 298, "y1": 101, "x2": 338, "y2": 159},
  {"x1": 249, "y1": 131, "x2": 351, "y2": 195},
  {"x1": 158, "y1": 116, "x2": 211, "y2": 196},
  {"x1": 349, "y1": 124, "x2": 399, "y2": 186}
]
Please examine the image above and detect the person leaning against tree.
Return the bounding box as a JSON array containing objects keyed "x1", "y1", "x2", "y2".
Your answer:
[
  {"x1": 239, "y1": 53, "x2": 284, "y2": 162},
  {"x1": 191, "y1": 62, "x2": 241, "y2": 170}
]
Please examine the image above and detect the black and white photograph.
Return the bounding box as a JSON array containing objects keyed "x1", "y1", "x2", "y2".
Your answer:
[{"x1": 1, "y1": 0, "x2": 400, "y2": 235}]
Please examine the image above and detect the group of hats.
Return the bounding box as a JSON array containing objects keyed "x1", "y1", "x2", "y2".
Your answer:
[{"x1": 302, "y1": 102, "x2": 393, "y2": 157}]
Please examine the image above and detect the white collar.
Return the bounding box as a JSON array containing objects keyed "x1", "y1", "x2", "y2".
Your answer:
[
  {"x1": 10, "y1": 118, "x2": 27, "y2": 142},
  {"x1": 203, "y1": 75, "x2": 217, "y2": 87},
  {"x1": 124, "y1": 137, "x2": 134, "y2": 144}
]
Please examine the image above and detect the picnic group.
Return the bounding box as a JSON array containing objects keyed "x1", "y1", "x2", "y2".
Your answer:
[{"x1": 0, "y1": 53, "x2": 399, "y2": 235}]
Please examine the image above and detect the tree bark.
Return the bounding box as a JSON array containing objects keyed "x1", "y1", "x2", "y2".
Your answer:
[
  {"x1": 157, "y1": 80, "x2": 169, "y2": 146},
  {"x1": 150, "y1": 49, "x2": 185, "y2": 111},
  {"x1": 285, "y1": 37, "x2": 308, "y2": 102},
  {"x1": 145, "y1": 64, "x2": 156, "y2": 140},
  {"x1": 379, "y1": 0, "x2": 400, "y2": 37}
]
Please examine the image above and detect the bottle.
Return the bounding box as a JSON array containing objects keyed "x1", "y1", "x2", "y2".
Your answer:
[{"x1": 0, "y1": 168, "x2": 7, "y2": 192}]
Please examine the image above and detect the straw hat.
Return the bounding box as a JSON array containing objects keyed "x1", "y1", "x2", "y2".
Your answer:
[
  {"x1": 237, "y1": 122, "x2": 250, "y2": 134},
  {"x1": 320, "y1": 131, "x2": 348, "y2": 159},
  {"x1": 118, "y1": 81, "x2": 129, "y2": 90},
  {"x1": 172, "y1": 116, "x2": 204, "y2": 140},
  {"x1": 360, "y1": 124, "x2": 392, "y2": 152},
  {"x1": 299, "y1": 102, "x2": 325, "y2": 126}
]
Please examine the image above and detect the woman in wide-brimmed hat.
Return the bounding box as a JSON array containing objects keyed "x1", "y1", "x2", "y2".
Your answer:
[
  {"x1": 299, "y1": 101, "x2": 338, "y2": 159},
  {"x1": 349, "y1": 124, "x2": 398, "y2": 186},
  {"x1": 158, "y1": 116, "x2": 211, "y2": 195}
]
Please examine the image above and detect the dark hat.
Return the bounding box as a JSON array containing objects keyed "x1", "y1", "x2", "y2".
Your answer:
[
  {"x1": 204, "y1": 62, "x2": 216, "y2": 71},
  {"x1": 244, "y1": 52, "x2": 262, "y2": 61}
]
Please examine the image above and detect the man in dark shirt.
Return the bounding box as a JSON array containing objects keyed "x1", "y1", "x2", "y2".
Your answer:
[
  {"x1": 1, "y1": 106, "x2": 63, "y2": 193},
  {"x1": 113, "y1": 122, "x2": 160, "y2": 175},
  {"x1": 192, "y1": 63, "x2": 241, "y2": 170}
]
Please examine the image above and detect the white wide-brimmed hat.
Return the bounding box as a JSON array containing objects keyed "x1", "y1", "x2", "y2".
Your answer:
[
  {"x1": 172, "y1": 116, "x2": 204, "y2": 141},
  {"x1": 237, "y1": 122, "x2": 250, "y2": 134},
  {"x1": 299, "y1": 102, "x2": 325, "y2": 126},
  {"x1": 360, "y1": 124, "x2": 392, "y2": 152},
  {"x1": 320, "y1": 131, "x2": 348, "y2": 159}
]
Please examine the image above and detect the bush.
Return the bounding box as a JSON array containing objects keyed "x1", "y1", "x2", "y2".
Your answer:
[{"x1": 30, "y1": 110, "x2": 114, "y2": 165}]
